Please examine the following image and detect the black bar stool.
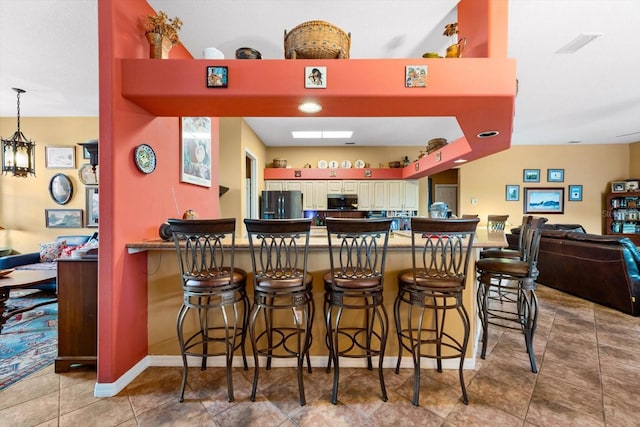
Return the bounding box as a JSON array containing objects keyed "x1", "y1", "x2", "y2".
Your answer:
[
  {"x1": 475, "y1": 216, "x2": 547, "y2": 373},
  {"x1": 323, "y1": 217, "x2": 392, "y2": 405},
  {"x1": 394, "y1": 217, "x2": 479, "y2": 406},
  {"x1": 168, "y1": 218, "x2": 249, "y2": 402},
  {"x1": 244, "y1": 218, "x2": 314, "y2": 406}
]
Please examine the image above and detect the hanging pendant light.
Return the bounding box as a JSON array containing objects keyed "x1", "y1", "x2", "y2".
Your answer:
[{"x1": 2, "y1": 88, "x2": 36, "y2": 177}]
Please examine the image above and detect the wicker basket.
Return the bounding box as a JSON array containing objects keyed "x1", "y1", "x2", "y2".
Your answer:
[
  {"x1": 272, "y1": 158, "x2": 287, "y2": 168},
  {"x1": 427, "y1": 138, "x2": 448, "y2": 154},
  {"x1": 284, "y1": 20, "x2": 350, "y2": 59}
]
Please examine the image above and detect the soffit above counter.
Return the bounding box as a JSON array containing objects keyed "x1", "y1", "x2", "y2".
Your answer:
[{"x1": 121, "y1": 57, "x2": 516, "y2": 178}]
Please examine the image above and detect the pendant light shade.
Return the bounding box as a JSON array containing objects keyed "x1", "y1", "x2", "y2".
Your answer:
[{"x1": 2, "y1": 88, "x2": 36, "y2": 177}]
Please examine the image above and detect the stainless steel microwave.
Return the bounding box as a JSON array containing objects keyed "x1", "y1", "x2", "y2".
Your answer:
[{"x1": 327, "y1": 194, "x2": 358, "y2": 210}]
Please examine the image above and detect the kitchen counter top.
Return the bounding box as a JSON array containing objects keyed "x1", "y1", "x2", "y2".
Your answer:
[{"x1": 126, "y1": 227, "x2": 506, "y2": 254}]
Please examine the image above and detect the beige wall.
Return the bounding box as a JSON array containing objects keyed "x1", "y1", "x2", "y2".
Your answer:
[
  {"x1": 458, "y1": 144, "x2": 631, "y2": 233},
  {"x1": 0, "y1": 117, "x2": 98, "y2": 253}
]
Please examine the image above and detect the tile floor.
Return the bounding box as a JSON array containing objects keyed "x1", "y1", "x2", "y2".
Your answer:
[{"x1": 1, "y1": 285, "x2": 639, "y2": 426}]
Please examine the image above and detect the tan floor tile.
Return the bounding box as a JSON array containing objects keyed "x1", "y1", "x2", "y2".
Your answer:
[
  {"x1": 0, "y1": 391, "x2": 59, "y2": 426},
  {"x1": 0, "y1": 369, "x2": 60, "y2": 411}
]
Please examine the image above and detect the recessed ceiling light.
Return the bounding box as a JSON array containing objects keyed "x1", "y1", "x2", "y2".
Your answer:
[
  {"x1": 556, "y1": 33, "x2": 602, "y2": 54},
  {"x1": 323, "y1": 131, "x2": 353, "y2": 139},
  {"x1": 477, "y1": 130, "x2": 499, "y2": 138},
  {"x1": 298, "y1": 102, "x2": 322, "y2": 113},
  {"x1": 292, "y1": 131, "x2": 322, "y2": 139},
  {"x1": 453, "y1": 159, "x2": 467, "y2": 164}
]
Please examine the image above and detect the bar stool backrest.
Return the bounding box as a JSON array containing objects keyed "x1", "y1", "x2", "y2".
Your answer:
[
  {"x1": 325, "y1": 218, "x2": 392, "y2": 287},
  {"x1": 521, "y1": 216, "x2": 548, "y2": 277},
  {"x1": 409, "y1": 217, "x2": 480, "y2": 287},
  {"x1": 168, "y1": 218, "x2": 238, "y2": 290},
  {"x1": 487, "y1": 214, "x2": 509, "y2": 231},
  {"x1": 244, "y1": 219, "x2": 312, "y2": 290}
]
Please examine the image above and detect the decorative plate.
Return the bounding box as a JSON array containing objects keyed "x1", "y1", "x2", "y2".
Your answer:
[
  {"x1": 328, "y1": 160, "x2": 339, "y2": 169},
  {"x1": 134, "y1": 144, "x2": 156, "y2": 174},
  {"x1": 354, "y1": 159, "x2": 365, "y2": 168},
  {"x1": 317, "y1": 160, "x2": 328, "y2": 169},
  {"x1": 341, "y1": 160, "x2": 352, "y2": 168},
  {"x1": 0, "y1": 268, "x2": 14, "y2": 278}
]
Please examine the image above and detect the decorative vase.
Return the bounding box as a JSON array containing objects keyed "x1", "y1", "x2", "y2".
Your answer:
[
  {"x1": 146, "y1": 32, "x2": 173, "y2": 59},
  {"x1": 445, "y1": 37, "x2": 467, "y2": 58}
]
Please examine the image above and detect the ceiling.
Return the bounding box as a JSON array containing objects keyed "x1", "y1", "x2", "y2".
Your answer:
[{"x1": 1, "y1": 0, "x2": 639, "y2": 149}]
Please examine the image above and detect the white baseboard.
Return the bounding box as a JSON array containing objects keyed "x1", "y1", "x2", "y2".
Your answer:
[{"x1": 92, "y1": 355, "x2": 475, "y2": 397}]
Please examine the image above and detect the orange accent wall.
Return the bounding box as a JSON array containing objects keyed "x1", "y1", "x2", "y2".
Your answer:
[
  {"x1": 98, "y1": 0, "x2": 220, "y2": 384},
  {"x1": 97, "y1": 0, "x2": 511, "y2": 386}
]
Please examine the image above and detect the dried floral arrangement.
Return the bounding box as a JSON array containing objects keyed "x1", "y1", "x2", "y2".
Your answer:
[
  {"x1": 144, "y1": 11, "x2": 183, "y2": 45},
  {"x1": 443, "y1": 22, "x2": 458, "y2": 38}
]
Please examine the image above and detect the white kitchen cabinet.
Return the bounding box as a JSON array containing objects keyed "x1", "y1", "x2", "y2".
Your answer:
[
  {"x1": 265, "y1": 180, "x2": 285, "y2": 191},
  {"x1": 403, "y1": 180, "x2": 419, "y2": 211},
  {"x1": 302, "y1": 181, "x2": 328, "y2": 210},
  {"x1": 327, "y1": 180, "x2": 358, "y2": 194},
  {"x1": 357, "y1": 181, "x2": 373, "y2": 210},
  {"x1": 370, "y1": 181, "x2": 388, "y2": 210},
  {"x1": 387, "y1": 181, "x2": 403, "y2": 210}
]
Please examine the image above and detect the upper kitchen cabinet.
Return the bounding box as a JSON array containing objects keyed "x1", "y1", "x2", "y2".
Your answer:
[{"x1": 327, "y1": 180, "x2": 358, "y2": 194}]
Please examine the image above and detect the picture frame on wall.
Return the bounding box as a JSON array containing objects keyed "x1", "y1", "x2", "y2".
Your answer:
[
  {"x1": 305, "y1": 66, "x2": 327, "y2": 88},
  {"x1": 405, "y1": 65, "x2": 427, "y2": 87},
  {"x1": 49, "y1": 173, "x2": 73, "y2": 205},
  {"x1": 45, "y1": 146, "x2": 75, "y2": 169},
  {"x1": 524, "y1": 187, "x2": 564, "y2": 214},
  {"x1": 523, "y1": 169, "x2": 540, "y2": 183},
  {"x1": 547, "y1": 168, "x2": 564, "y2": 182},
  {"x1": 206, "y1": 66, "x2": 228, "y2": 88},
  {"x1": 85, "y1": 186, "x2": 99, "y2": 228},
  {"x1": 506, "y1": 185, "x2": 520, "y2": 201},
  {"x1": 180, "y1": 117, "x2": 212, "y2": 187},
  {"x1": 45, "y1": 209, "x2": 83, "y2": 228},
  {"x1": 568, "y1": 185, "x2": 583, "y2": 201}
]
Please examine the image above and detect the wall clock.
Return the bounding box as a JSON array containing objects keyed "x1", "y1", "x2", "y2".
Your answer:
[{"x1": 134, "y1": 144, "x2": 156, "y2": 174}]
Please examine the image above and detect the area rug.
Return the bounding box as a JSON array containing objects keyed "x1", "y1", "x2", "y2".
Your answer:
[{"x1": 0, "y1": 290, "x2": 58, "y2": 391}]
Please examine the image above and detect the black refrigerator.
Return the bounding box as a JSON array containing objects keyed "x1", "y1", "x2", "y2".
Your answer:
[{"x1": 260, "y1": 190, "x2": 303, "y2": 219}]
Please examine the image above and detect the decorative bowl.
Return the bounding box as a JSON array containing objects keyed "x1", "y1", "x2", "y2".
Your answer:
[
  {"x1": 388, "y1": 161, "x2": 401, "y2": 168},
  {"x1": 235, "y1": 47, "x2": 262, "y2": 59}
]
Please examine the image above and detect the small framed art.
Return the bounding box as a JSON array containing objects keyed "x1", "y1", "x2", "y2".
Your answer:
[
  {"x1": 45, "y1": 146, "x2": 75, "y2": 169},
  {"x1": 547, "y1": 168, "x2": 564, "y2": 182},
  {"x1": 206, "y1": 66, "x2": 228, "y2": 88},
  {"x1": 85, "y1": 186, "x2": 99, "y2": 228},
  {"x1": 625, "y1": 180, "x2": 639, "y2": 191},
  {"x1": 405, "y1": 65, "x2": 427, "y2": 87},
  {"x1": 305, "y1": 66, "x2": 326, "y2": 88},
  {"x1": 506, "y1": 185, "x2": 519, "y2": 201},
  {"x1": 45, "y1": 209, "x2": 83, "y2": 228},
  {"x1": 49, "y1": 173, "x2": 73, "y2": 205},
  {"x1": 524, "y1": 187, "x2": 564, "y2": 214},
  {"x1": 611, "y1": 181, "x2": 626, "y2": 193},
  {"x1": 523, "y1": 169, "x2": 540, "y2": 183},
  {"x1": 568, "y1": 185, "x2": 582, "y2": 201},
  {"x1": 181, "y1": 117, "x2": 212, "y2": 187}
]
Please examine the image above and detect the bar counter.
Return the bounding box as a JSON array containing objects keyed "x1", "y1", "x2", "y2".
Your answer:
[{"x1": 127, "y1": 228, "x2": 506, "y2": 368}]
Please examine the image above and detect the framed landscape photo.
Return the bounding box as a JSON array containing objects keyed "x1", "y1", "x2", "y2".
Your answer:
[
  {"x1": 45, "y1": 209, "x2": 83, "y2": 228},
  {"x1": 45, "y1": 146, "x2": 75, "y2": 169},
  {"x1": 568, "y1": 185, "x2": 583, "y2": 201},
  {"x1": 524, "y1": 187, "x2": 564, "y2": 214},
  {"x1": 523, "y1": 169, "x2": 540, "y2": 183},
  {"x1": 180, "y1": 117, "x2": 212, "y2": 187},
  {"x1": 85, "y1": 186, "x2": 99, "y2": 228},
  {"x1": 206, "y1": 66, "x2": 228, "y2": 88},
  {"x1": 547, "y1": 168, "x2": 564, "y2": 182},
  {"x1": 506, "y1": 185, "x2": 520, "y2": 201},
  {"x1": 611, "y1": 181, "x2": 626, "y2": 193}
]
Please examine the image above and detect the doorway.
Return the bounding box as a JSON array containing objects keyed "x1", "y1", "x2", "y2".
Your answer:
[
  {"x1": 434, "y1": 184, "x2": 458, "y2": 217},
  {"x1": 245, "y1": 149, "x2": 258, "y2": 219}
]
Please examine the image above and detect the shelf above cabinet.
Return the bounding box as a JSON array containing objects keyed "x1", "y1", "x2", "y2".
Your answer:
[{"x1": 264, "y1": 168, "x2": 404, "y2": 180}]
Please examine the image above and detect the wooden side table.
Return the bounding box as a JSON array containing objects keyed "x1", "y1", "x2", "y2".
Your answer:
[{"x1": 55, "y1": 259, "x2": 98, "y2": 373}]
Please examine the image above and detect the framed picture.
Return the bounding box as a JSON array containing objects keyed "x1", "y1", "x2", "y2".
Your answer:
[
  {"x1": 568, "y1": 185, "x2": 583, "y2": 201},
  {"x1": 180, "y1": 117, "x2": 212, "y2": 187},
  {"x1": 506, "y1": 185, "x2": 520, "y2": 201},
  {"x1": 523, "y1": 169, "x2": 540, "y2": 183},
  {"x1": 49, "y1": 173, "x2": 73, "y2": 205},
  {"x1": 305, "y1": 66, "x2": 327, "y2": 88},
  {"x1": 83, "y1": 146, "x2": 91, "y2": 159},
  {"x1": 524, "y1": 187, "x2": 564, "y2": 214},
  {"x1": 625, "y1": 180, "x2": 639, "y2": 192},
  {"x1": 611, "y1": 181, "x2": 626, "y2": 193},
  {"x1": 206, "y1": 66, "x2": 228, "y2": 88},
  {"x1": 547, "y1": 168, "x2": 564, "y2": 182},
  {"x1": 405, "y1": 65, "x2": 428, "y2": 87},
  {"x1": 85, "y1": 186, "x2": 99, "y2": 228},
  {"x1": 45, "y1": 209, "x2": 83, "y2": 228},
  {"x1": 45, "y1": 146, "x2": 75, "y2": 169}
]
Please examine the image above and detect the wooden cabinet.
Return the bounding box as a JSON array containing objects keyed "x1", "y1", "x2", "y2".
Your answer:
[
  {"x1": 605, "y1": 191, "x2": 640, "y2": 245},
  {"x1": 55, "y1": 259, "x2": 98, "y2": 373},
  {"x1": 327, "y1": 180, "x2": 357, "y2": 194}
]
